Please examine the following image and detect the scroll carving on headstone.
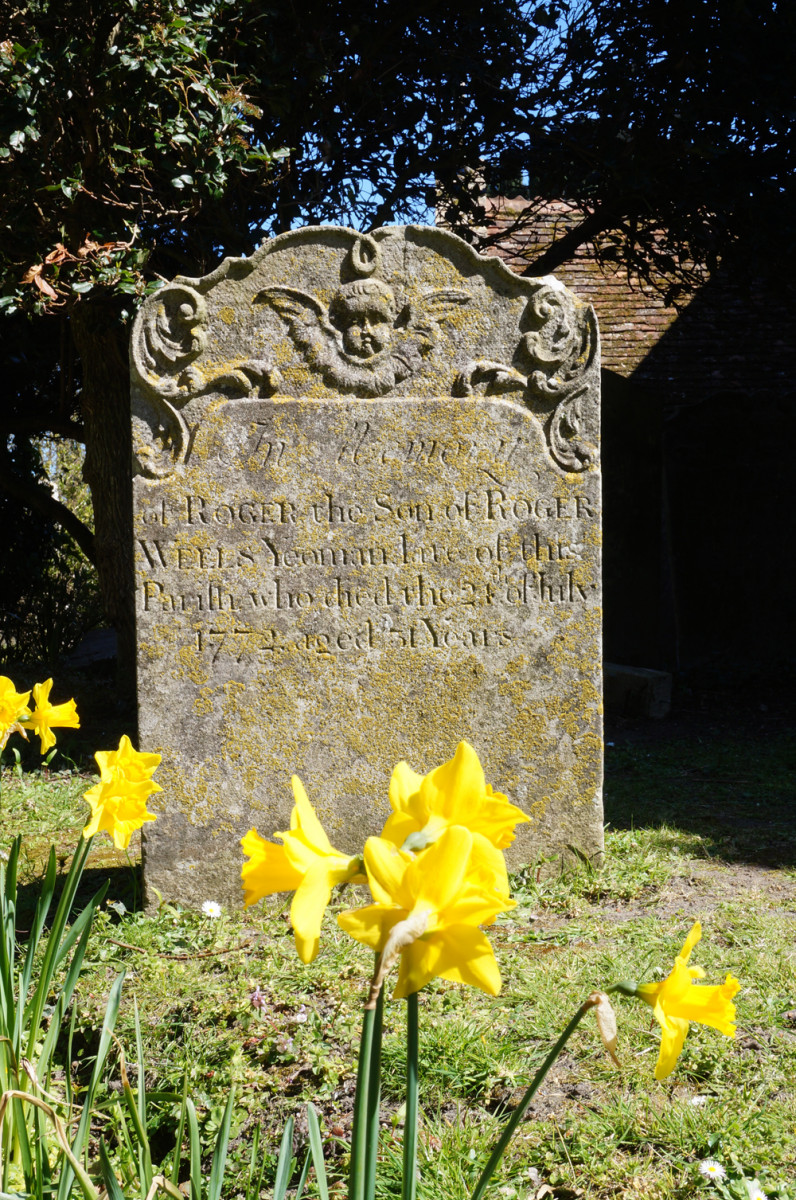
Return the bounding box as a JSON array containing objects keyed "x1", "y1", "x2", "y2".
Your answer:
[
  {"x1": 454, "y1": 281, "x2": 598, "y2": 471},
  {"x1": 132, "y1": 224, "x2": 603, "y2": 908}
]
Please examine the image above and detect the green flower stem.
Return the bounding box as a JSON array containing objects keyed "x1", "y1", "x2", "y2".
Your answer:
[
  {"x1": 364, "y1": 986, "x2": 384, "y2": 1200},
  {"x1": 607, "y1": 980, "x2": 639, "y2": 998},
  {"x1": 124, "y1": 847, "x2": 138, "y2": 912},
  {"x1": 349, "y1": 992, "x2": 378, "y2": 1200},
  {"x1": 402, "y1": 991, "x2": 419, "y2": 1200},
  {"x1": 469, "y1": 1000, "x2": 595, "y2": 1200}
]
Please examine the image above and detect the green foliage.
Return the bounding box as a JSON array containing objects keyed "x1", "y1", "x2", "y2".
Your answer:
[
  {"x1": 479, "y1": 0, "x2": 796, "y2": 292},
  {"x1": 2, "y1": 731, "x2": 795, "y2": 1200},
  {"x1": 0, "y1": 0, "x2": 554, "y2": 320},
  {"x1": 0, "y1": 436, "x2": 101, "y2": 664},
  {"x1": 0, "y1": 834, "x2": 110, "y2": 1195},
  {"x1": 0, "y1": 821, "x2": 265, "y2": 1200},
  {"x1": 3, "y1": 0, "x2": 793, "y2": 314},
  {"x1": 0, "y1": 0, "x2": 286, "y2": 317}
]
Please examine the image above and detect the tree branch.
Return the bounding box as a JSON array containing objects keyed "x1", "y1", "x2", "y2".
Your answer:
[
  {"x1": 0, "y1": 417, "x2": 85, "y2": 441},
  {"x1": 0, "y1": 442, "x2": 96, "y2": 564},
  {"x1": 514, "y1": 205, "x2": 620, "y2": 276}
]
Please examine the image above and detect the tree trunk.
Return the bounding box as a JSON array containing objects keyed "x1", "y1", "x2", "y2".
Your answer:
[{"x1": 70, "y1": 301, "x2": 136, "y2": 707}]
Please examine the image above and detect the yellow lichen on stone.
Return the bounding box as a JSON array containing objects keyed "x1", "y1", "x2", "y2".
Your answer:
[{"x1": 133, "y1": 225, "x2": 602, "y2": 906}]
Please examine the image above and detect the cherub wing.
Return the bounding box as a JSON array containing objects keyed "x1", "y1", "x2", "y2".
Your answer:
[
  {"x1": 253, "y1": 286, "x2": 342, "y2": 372},
  {"x1": 403, "y1": 288, "x2": 471, "y2": 349}
]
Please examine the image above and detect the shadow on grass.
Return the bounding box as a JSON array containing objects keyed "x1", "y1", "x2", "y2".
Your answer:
[
  {"x1": 13, "y1": 861, "x2": 142, "y2": 936},
  {"x1": 604, "y1": 683, "x2": 796, "y2": 869}
]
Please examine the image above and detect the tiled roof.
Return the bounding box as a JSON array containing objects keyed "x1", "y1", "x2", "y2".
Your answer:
[{"x1": 478, "y1": 198, "x2": 796, "y2": 403}]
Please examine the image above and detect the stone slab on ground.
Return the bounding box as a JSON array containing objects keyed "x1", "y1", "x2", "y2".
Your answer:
[{"x1": 604, "y1": 663, "x2": 672, "y2": 719}]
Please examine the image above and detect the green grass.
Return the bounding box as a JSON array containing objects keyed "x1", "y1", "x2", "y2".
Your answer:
[
  {"x1": 603, "y1": 723, "x2": 796, "y2": 867},
  {"x1": 1, "y1": 722, "x2": 794, "y2": 1200}
]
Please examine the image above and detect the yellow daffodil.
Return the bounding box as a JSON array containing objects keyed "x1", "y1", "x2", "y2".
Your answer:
[
  {"x1": 338, "y1": 825, "x2": 515, "y2": 1001},
  {"x1": 0, "y1": 676, "x2": 31, "y2": 749},
  {"x1": 83, "y1": 735, "x2": 161, "y2": 849},
  {"x1": 93, "y1": 734, "x2": 161, "y2": 782},
  {"x1": 637, "y1": 922, "x2": 740, "y2": 1080},
  {"x1": 381, "y1": 741, "x2": 530, "y2": 854},
  {"x1": 241, "y1": 829, "x2": 303, "y2": 904},
  {"x1": 28, "y1": 678, "x2": 80, "y2": 753},
  {"x1": 241, "y1": 775, "x2": 365, "y2": 963}
]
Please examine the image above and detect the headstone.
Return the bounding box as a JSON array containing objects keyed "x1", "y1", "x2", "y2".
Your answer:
[{"x1": 131, "y1": 225, "x2": 603, "y2": 907}]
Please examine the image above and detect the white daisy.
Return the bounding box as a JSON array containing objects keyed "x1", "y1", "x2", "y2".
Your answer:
[
  {"x1": 745, "y1": 1182, "x2": 767, "y2": 1200},
  {"x1": 698, "y1": 1160, "x2": 726, "y2": 1180},
  {"x1": 201, "y1": 900, "x2": 222, "y2": 918}
]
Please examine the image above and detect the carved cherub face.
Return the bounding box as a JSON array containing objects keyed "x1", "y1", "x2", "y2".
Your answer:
[{"x1": 330, "y1": 280, "x2": 397, "y2": 360}]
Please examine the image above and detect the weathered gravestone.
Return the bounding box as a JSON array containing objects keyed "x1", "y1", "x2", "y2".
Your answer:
[{"x1": 131, "y1": 225, "x2": 603, "y2": 907}]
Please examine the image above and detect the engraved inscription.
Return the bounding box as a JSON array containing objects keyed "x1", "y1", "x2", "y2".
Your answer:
[{"x1": 136, "y1": 443, "x2": 599, "y2": 664}]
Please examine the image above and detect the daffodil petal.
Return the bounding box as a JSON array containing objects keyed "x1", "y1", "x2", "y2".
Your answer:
[
  {"x1": 389, "y1": 761, "x2": 425, "y2": 814},
  {"x1": 81, "y1": 784, "x2": 103, "y2": 840},
  {"x1": 654, "y1": 1015, "x2": 690, "y2": 1080},
  {"x1": 679, "y1": 922, "x2": 702, "y2": 963},
  {"x1": 31, "y1": 679, "x2": 53, "y2": 708},
  {"x1": 290, "y1": 867, "x2": 334, "y2": 963},
  {"x1": 418, "y1": 742, "x2": 485, "y2": 820},
  {"x1": 444, "y1": 885, "x2": 515, "y2": 928},
  {"x1": 380, "y1": 811, "x2": 418, "y2": 848},
  {"x1": 393, "y1": 936, "x2": 447, "y2": 999},
  {"x1": 290, "y1": 776, "x2": 333, "y2": 853},
  {"x1": 478, "y1": 787, "x2": 531, "y2": 848},
  {"x1": 36, "y1": 724, "x2": 57, "y2": 752},
  {"x1": 29, "y1": 679, "x2": 80, "y2": 754},
  {"x1": 404, "y1": 825, "x2": 473, "y2": 912},
  {"x1": 364, "y1": 836, "x2": 414, "y2": 908},
  {"x1": 468, "y1": 833, "x2": 511, "y2": 897},
  {"x1": 434, "y1": 926, "x2": 502, "y2": 996},
  {"x1": 338, "y1": 904, "x2": 404, "y2": 951},
  {"x1": 111, "y1": 818, "x2": 154, "y2": 851}
]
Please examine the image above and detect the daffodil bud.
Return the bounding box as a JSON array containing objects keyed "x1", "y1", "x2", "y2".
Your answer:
[
  {"x1": 587, "y1": 991, "x2": 621, "y2": 1068},
  {"x1": 366, "y1": 909, "x2": 430, "y2": 1009}
]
